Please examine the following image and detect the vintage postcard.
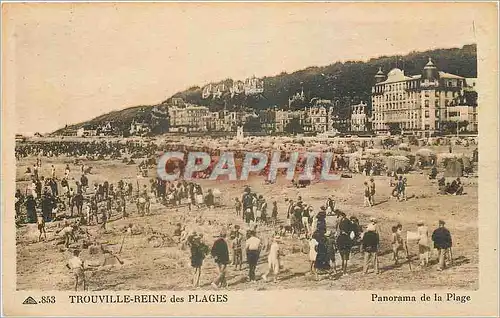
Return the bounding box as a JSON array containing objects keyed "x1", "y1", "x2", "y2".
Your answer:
[{"x1": 2, "y1": 2, "x2": 498, "y2": 316}]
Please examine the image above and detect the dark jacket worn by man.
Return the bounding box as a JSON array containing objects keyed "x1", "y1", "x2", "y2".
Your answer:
[{"x1": 432, "y1": 227, "x2": 452, "y2": 250}]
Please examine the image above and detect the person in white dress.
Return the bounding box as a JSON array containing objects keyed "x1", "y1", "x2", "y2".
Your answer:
[
  {"x1": 417, "y1": 220, "x2": 430, "y2": 267},
  {"x1": 309, "y1": 235, "x2": 319, "y2": 278},
  {"x1": 262, "y1": 236, "x2": 282, "y2": 283}
]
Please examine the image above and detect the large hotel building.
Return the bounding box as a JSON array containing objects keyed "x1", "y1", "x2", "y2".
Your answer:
[{"x1": 371, "y1": 58, "x2": 477, "y2": 137}]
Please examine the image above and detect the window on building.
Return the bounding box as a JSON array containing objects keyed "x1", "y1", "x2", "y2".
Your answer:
[
  {"x1": 425, "y1": 110, "x2": 430, "y2": 118},
  {"x1": 425, "y1": 91, "x2": 429, "y2": 97},
  {"x1": 445, "y1": 100, "x2": 449, "y2": 106},
  {"x1": 435, "y1": 91, "x2": 439, "y2": 97},
  {"x1": 425, "y1": 100, "x2": 429, "y2": 107},
  {"x1": 425, "y1": 124, "x2": 430, "y2": 130},
  {"x1": 435, "y1": 100, "x2": 439, "y2": 107},
  {"x1": 435, "y1": 110, "x2": 439, "y2": 117}
]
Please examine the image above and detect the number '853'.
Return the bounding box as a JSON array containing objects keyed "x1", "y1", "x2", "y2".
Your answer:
[{"x1": 40, "y1": 296, "x2": 56, "y2": 303}]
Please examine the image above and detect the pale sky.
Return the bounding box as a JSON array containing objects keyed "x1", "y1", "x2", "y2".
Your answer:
[{"x1": 3, "y1": 2, "x2": 486, "y2": 134}]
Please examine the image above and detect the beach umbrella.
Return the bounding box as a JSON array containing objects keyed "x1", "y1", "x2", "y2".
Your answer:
[
  {"x1": 416, "y1": 148, "x2": 435, "y2": 157},
  {"x1": 398, "y1": 143, "x2": 411, "y2": 151},
  {"x1": 437, "y1": 152, "x2": 464, "y2": 165}
]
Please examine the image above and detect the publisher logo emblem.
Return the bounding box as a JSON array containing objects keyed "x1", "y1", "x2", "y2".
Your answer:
[{"x1": 22, "y1": 296, "x2": 38, "y2": 305}]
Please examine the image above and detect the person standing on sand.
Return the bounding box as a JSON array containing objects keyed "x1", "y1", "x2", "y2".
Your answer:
[
  {"x1": 211, "y1": 231, "x2": 230, "y2": 288},
  {"x1": 417, "y1": 220, "x2": 430, "y2": 267},
  {"x1": 431, "y1": 220, "x2": 453, "y2": 271},
  {"x1": 245, "y1": 230, "x2": 261, "y2": 282},
  {"x1": 120, "y1": 194, "x2": 128, "y2": 218},
  {"x1": 308, "y1": 233, "x2": 319, "y2": 278},
  {"x1": 287, "y1": 199, "x2": 295, "y2": 219},
  {"x1": 271, "y1": 201, "x2": 278, "y2": 225},
  {"x1": 301, "y1": 205, "x2": 311, "y2": 236},
  {"x1": 244, "y1": 208, "x2": 253, "y2": 226},
  {"x1": 231, "y1": 229, "x2": 243, "y2": 270},
  {"x1": 361, "y1": 223, "x2": 380, "y2": 275},
  {"x1": 363, "y1": 182, "x2": 372, "y2": 207},
  {"x1": 314, "y1": 232, "x2": 331, "y2": 279},
  {"x1": 66, "y1": 249, "x2": 86, "y2": 291},
  {"x1": 242, "y1": 188, "x2": 253, "y2": 221},
  {"x1": 326, "y1": 196, "x2": 336, "y2": 215},
  {"x1": 37, "y1": 213, "x2": 47, "y2": 241},
  {"x1": 234, "y1": 198, "x2": 242, "y2": 217},
  {"x1": 391, "y1": 224, "x2": 405, "y2": 265},
  {"x1": 188, "y1": 233, "x2": 208, "y2": 288},
  {"x1": 65, "y1": 164, "x2": 70, "y2": 179},
  {"x1": 25, "y1": 194, "x2": 37, "y2": 223},
  {"x1": 100, "y1": 207, "x2": 107, "y2": 230},
  {"x1": 336, "y1": 213, "x2": 353, "y2": 276},
  {"x1": 369, "y1": 178, "x2": 376, "y2": 206},
  {"x1": 262, "y1": 235, "x2": 282, "y2": 283},
  {"x1": 326, "y1": 230, "x2": 338, "y2": 274}
]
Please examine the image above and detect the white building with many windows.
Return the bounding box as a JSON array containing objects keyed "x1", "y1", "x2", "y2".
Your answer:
[
  {"x1": 168, "y1": 104, "x2": 210, "y2": 132},
  {"x1": 350, "y1": 101, "x2": 369, "y2": 132},
  {"x1": 371, "y1": 59, "x2": 477, "y2": 137}
]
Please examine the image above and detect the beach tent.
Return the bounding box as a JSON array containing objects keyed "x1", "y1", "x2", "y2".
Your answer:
[
  {"x1": 436, "y1": 153, "x2": 464, "y2": 166},
  {"x1": 415, "y1": 148, "x2": 437, "y2": 167},
  {"x1": 384, "y1": 155, "x2": 411, "y2": 173},
  {"x1": 462, "y1": 156, "x2": 472, "y2": 172},
  {"x1": 398, "y1": 143, "x2": 411, "y2": 151},
  {"x1": 444, "y1": 158, "x2": 463, "y2": 177}
]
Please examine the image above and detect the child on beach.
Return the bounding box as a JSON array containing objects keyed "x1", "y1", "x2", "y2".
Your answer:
[{"x1": 66, "y1": 249, "x2": 86, "y2": 291}]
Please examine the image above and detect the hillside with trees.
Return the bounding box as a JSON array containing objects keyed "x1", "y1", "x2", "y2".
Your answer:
[
  {"x1": 170, "y1": 44, "x2": 476, "y2": 111},
  {"x1": 53, "y1": 44, "x2": 477, "y2": 135}
]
